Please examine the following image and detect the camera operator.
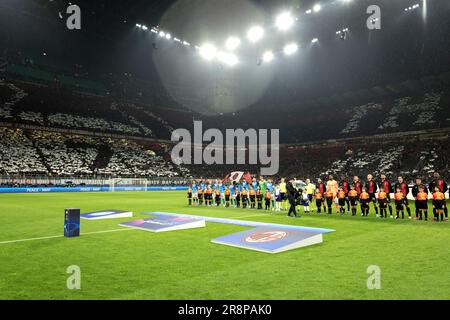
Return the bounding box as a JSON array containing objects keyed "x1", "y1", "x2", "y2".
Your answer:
[{"x1": 286, "y1": 178, "x2": 300, "y2": 218}]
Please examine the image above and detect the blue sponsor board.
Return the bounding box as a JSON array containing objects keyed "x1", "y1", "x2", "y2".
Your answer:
[
  {"x1": 144, "y1": 212, "x2": 335, "y2": 234},
  {"x1": 0, "y1": 186, "x2": 188, "y2": 194},
  {"x1": 119, "y1": 214, "x2": 205, "y2": 232},
  {"x1": 81, "y1": 210, "x2": 133, "y2": 220},
  {"x1": 64, "y1": 208, "x2": 80, "y2": 237},
  {"x1": 212, "y1": 227, "x2": 324, "y2": 254}
]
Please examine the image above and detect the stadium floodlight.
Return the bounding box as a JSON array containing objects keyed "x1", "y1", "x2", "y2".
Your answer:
[
  {"x1": 159, "y1": 31, "x2": 165, "y2": 37},
  {"x1": 142, "y1": 25, "x2": 148, "y2": 31},
  {"x1": 311, "y1": 38, "x2": 319, "y2": 43},
  {"x1": 165, "y1": 33, "x2": 172, "y2": 40},
  {"x1": 225, "y1": 37, "x2": 241, "y2": 51},
  {"x1": 217, "y1": 51, "x2": 239, "y2": 67},
  {"x1": 183, "y1": 41, "x2": 191, "y2": 46},
  {"x1": 305, "y1": 9, "x2": 312, "y2": 14},
  {"x1": 247, "y1": 26, "x2": 264, "y2": 43},
  {"x1": 262, "y1": 51, "x2": 274, "y2": 63},
  {"x1": 136, "y1": 23, "x2": 142, "y2": 28},
  {"x1": 199, "y1": 43, "x2": 217, "y2": 60},
  {"x1": 313, "y1": 4, "x2": 322, "y2": 13},
  {"x1": 275, "y1": 12, "x2": 295, "y2": 31},
  {"x1": 283, "y1": 43, "x2": 298, "y2": 55}
]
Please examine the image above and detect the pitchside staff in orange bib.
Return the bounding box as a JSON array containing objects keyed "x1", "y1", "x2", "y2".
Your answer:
[
  {"x1": 187, "y1": 187, "x2": 193, "y2": 206},
  {"x1": 412, "y1": 178, "x2": 428, "y2": 220},
  {"x1": 225, "y1": 187, "x2": 231, "y2": 207},
  {"x1": 315, "y1": 189, "x2": 324, "y2": 214},
  {"x1": 324, "y1": 187, "x2": 334, "y2": 215},
  {"x1": 415, "y1": 185, "x2": 429, "y2": 221},
  {"x1": 380, "y1": 174, "x2": 394, "y2": 218},
  {"x1": 428, "y1": 172, "x2": 448, "y2": 221},
  {"x1": 360, "y1": 187, "x2": 370, "y2": 216},
  {"x1": 377, "y1": 188, "x2": 388, "y2": 218},
  {"x1": 394, "y1": 176, "x2": 412, "y2": 219},
  {"x1": 432, "y1": 187, "x2": 446, "y2": 221},
  {"x1": 337, "y1": 188, "x2": 346, "y2": 215},
  {"x1": 394, "y1": 187, "x2": 406, "y2": 219},
  {"x1": 348, "y1": 185, "x2": 359, "y2": 216}
]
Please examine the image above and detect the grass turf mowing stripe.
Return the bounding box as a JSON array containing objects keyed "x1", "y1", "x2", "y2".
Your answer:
[
  {"x1": 0, "y1": 228, "x2": 133, "y2": 245},
  {"x1": 0, "y1": 214, "x2": 270, "y2": 244}
]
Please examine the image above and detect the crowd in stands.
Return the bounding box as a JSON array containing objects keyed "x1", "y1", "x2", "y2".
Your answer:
[
  {"x1": 0, "y1": 80, "x2": 174, "y2": 139},
  {"x1": 0, "y1": 127, "x2": 187, "y2": 178},
  {"x1": 2, "y1": 79, "x2": 450, "y2": 144}
]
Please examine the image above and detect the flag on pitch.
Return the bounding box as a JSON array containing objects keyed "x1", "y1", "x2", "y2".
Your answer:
[{"x1": 223, "y1": 171, "x2": 252, "y2": 184}]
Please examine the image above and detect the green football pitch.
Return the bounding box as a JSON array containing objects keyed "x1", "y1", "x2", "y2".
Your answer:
[{"x1": 0, "y1": 191, "x2": 449, "y2": 300}]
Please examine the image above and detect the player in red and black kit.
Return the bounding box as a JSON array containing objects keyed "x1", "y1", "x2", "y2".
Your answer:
[
  {"x1": 428, "y1": 172, "x2": 448, "y2": 221},
  {"x1": 316, "y1": 178, "x2": 327, "y2": 212},
  {"x1": 341, "y1": 176, "x2": 350, "y2": 213},
  {"x1": 380, "y1": 174, "x2": 394, "y2": 218},
  {"x1": 366, "y1": 174, "x2": 379, "y2": 217},
  {"x1": 353, "y1": 176, "x2": 363, "y2": 215},
  {"x1": 353, "y1": 176, "x2": 363, "y2": 195},
  {"x1": 394, "y1": 176, "x2": 412, "y2": 219}
]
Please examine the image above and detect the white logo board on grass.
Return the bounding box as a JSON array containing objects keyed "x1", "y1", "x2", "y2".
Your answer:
[{"x1": 80, "y1": 210, "x2": 133, "y2": 220}]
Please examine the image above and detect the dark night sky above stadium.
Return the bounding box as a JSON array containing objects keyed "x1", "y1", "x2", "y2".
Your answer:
[{"x1": 1, "y1": 0, "x2": 450, "y2": 114}]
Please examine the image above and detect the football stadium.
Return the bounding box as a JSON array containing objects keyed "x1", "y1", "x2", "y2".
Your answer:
[{"x1": 1, "y1": 0, "x2": 450, "y2": 306}]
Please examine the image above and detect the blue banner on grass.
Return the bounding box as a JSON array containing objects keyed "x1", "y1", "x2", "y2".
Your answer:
[
  {"x1": 119, "y1": 214, "x2": 205, "y2": 232},
  {"x1": 0, "y1": 186, "x2": 188, "y2": 194}
]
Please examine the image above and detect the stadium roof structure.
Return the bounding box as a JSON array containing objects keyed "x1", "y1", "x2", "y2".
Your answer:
[{"x1": 2, "y1": 0, "x2": 449, "y2": 114}]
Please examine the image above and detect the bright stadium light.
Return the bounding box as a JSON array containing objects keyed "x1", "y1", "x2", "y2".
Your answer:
[
  {"x1": 275, "y1": 12, "x2": 295, "y2": 31},
  {"x1": 225, "y1": 37, "x2": 241, "y2": 51},
  {"x1": 159, "y1": 31, "x2": 165, "y2": 37},
  {"x1": 247, "y1": 26, "x2": 264, "y2": 43},
  {"x1": 283, "y1": 43, "x2": 298, "y2": 55},
  {"x1": 305, "y1": 9, "x2": 312, "y2": 14},
  {"x1": 217, "y1": 51, "x2": 239, "y2": 67},
  {"x1": 262, "y1": 51, "x2": 274, "y2": 63},
  {"x1": 142, "y1": 25, "x2": 148, "y2": 31},
  {"x1": 313, "y1": 4, "x2": 322, "y2": 13},
  {"x1": 136, "y1": 23, "x2": 142, "y2": 28},
  {"x1": 199, "y1": 43, "x2": 217, "y2": 60},
  {"x1": 165, "y1": 33, "x2": 172, "y2": 40},
  {"x1": 311, "y1": 38, "x2": 319, "y2": 43}
]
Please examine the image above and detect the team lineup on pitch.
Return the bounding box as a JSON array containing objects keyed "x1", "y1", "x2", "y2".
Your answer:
[{"x1": 186, "y1": 173, "x2": 449, "y2": 222}]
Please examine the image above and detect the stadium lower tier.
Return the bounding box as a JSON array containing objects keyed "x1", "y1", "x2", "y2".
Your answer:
[{"x1": 1, "y1": 126, "x2": 449, "y2": 183}]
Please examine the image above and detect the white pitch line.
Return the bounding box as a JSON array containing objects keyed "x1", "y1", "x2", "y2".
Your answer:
[
  {"x1": 1, "y1": 214, "x2": 275, "y2": 245},
  {"x1": 232, "y1": 213, "x2": 272, "y2": 220},
  {"x1": 0, "y1": 228, "x2": 133, "y2": 245}
]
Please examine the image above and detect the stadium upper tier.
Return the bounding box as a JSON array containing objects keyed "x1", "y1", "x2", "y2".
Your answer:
[{"x1": 0, "y1": 79, "x2": 449, "y2": 143}]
